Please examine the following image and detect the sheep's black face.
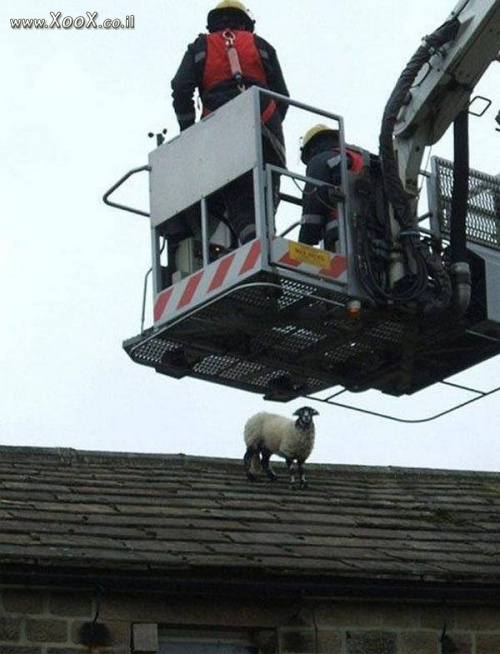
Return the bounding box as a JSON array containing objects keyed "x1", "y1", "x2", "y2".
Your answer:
[{"x1": 293, "y1": 406, "x2": 319, "y2": 426}]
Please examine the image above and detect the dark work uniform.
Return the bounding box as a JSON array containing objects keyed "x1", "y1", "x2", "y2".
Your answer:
[
  {"x1": 299, "y1": 142, "x2": 363, "y2": 250},
  {"x1": 171, "y1": 25, "x2": 289, "y2": 244}
]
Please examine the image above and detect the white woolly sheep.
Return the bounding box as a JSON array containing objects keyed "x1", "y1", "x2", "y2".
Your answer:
[{"x1": 243, "y1": 406, "x2": 319, "y2": 489}]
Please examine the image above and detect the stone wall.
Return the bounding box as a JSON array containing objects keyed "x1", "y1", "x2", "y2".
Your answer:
[{"x1": 1, "y1": 586, "x2": 499, "y2": 654}]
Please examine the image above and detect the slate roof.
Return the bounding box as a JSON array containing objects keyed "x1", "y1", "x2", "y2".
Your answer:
[{"x1": 1, "y1": 445, "x2": 500, "y2": 598}]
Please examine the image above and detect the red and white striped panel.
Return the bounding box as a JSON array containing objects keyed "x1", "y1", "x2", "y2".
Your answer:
[
  {"x1": 154, "y1": 239, "x2": 263, "y2": 325},
  {"x1": 153, "y1": 237, "x2": 348, "y2": 326},
  {"x1": 272, "y1": 238, "x2": 348, "y2": 282}
]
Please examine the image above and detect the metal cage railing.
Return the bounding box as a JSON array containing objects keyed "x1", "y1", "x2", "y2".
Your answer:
[{"x1": 429, "y1": 156, "x2": 500, "y2": 248}]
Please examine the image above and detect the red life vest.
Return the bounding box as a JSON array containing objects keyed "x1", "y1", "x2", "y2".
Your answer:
[
  {"x1": 345, "y1": 148, "x2": 364, "y2": 174},
  {"x1": 201, "y1": 31, "x2": 276, "y2": 123},
  {"x1": 202, "y1": 30, "x2": 268, "y2": 91},
  {"x1": 330, "y1": 148, "x2": 364, "y2": 175}
]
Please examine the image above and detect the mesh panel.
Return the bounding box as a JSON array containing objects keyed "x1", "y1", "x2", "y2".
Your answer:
[
  {"x1": 365, "y1": 319, "x2": 407, "y2": 345},
  {"x1": 279, "y1": 278, "x2": 347, "y2": 310},
  {"x1": 431, "y1": 157, "x2": 500, "y2": 248},
  {"x1": 258, "y1": 325, "x2": 326, "y2": 357},
  {"x1": 323, "y1": 339, "x2": 376, "y2": 365},
  {"x1": 129, "y1": 338, "x2": 182, "y2": 365},
  {"x1": 192, "y1": 353, "x2": 329, "y2": 394},
  {"x1": 194, "y1": 355, "x2": 266, "y2": 380}
]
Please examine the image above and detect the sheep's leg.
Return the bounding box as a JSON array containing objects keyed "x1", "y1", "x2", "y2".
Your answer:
[
  {"x1": 243, "y1": 446, "x2": 259, "y2": 482},
  {"x1": 286, "y1": 459, "x2": 298, "y2": 488},
  {"x1": 297, "y1": 461, "x2": 308, "y2": 489},
  {"x1": 286, "y1": 460, "x2": 307, "y2": 490},
  {"x1": 261, "y1": 449, "x2": 277, "y2": 482}
]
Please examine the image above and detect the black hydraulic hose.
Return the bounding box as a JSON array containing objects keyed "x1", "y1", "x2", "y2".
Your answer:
[
  {"x1": 450, "y1": 109, "x2": 470, "y2": 263},
  {"x1": 366, "y1": 18, "x2": 461, "y2": 307},
  {"x1": 379, "y1": 18, "x2": 461, "y2": 230}
]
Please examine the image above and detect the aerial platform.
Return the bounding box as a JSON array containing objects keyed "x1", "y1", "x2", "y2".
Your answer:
[
  {"x1": 123, "y1": 236, "x2": 500, "y2": 401},
  {"x1": 106, "y1": 88, "x2": 500, "y2": 408}
]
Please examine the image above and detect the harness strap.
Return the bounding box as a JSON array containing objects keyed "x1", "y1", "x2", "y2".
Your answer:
[
  {"x1": 261, "y1": 100, "x2": 276, "y2": 124},
  {"x1": 223, "y1": 30, "x2": 245, "y2": 92},
  {"x1": 221, "y1": 29, "x2": 278, "y2": 126}
]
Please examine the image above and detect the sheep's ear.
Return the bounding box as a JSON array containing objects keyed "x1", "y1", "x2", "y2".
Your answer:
[{"x1": 312, "y1": 409, "x2": 319, "y2": 415}]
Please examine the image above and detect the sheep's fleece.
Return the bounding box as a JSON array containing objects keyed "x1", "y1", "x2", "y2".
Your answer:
[{"x1": 244, "y1": 411, "x2": 315, "y2": 462}]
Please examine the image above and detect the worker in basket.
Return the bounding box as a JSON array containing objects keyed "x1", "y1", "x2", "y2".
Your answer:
[
  {"x1": 171, "y1": 0, "x2": 289, "y2": 245},
  {"x1": 299, "y1": 124, "x2": 364, "y2": 252}
]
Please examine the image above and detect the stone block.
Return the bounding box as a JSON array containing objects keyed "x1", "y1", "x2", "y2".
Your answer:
[
  {"x1": 476, "y1": 634, "x2": 500, "y2": 654},
  {"x1": 25, "y1": 618, "x2": 68, "y2": 643},
  {"x1": 49, "y1": 592, "x2": 92, "y2": 617},
  {"x1": 316, "y1": 630, "x2": 343, "y2": 653},
  {"x1": 0, "y1": 616, "x2": 22, "y2": 641},
  {"x1": 314, "y1": 602, "x2": 368, "y2": 628},
  {"x1": 454, "y1": 607, "x2": 500, "y2": 631},
  {"x1": 252, "y1": 628, "x2": 277, "y2": 654},
  {"x1": 315, "y1": 601, "x2": 419, "y2": 629},
  {"x1": 379, "y1": 605, "x2": 420, "y2": 629},
  {"x1": 441, "y1": 633, "x2": 472, "y2": 654},
  {"x1": 400, "y1": 631, "x2": 439, "y2": 654},
  {"x1": 71, "y1": 619, "x2": 130, "y2": 647},
  {"x1": 100, "y1": 594, "x2": 161, "y2": 621},
  {"x1": 2, "y1": 590, "x2": 44, "y2": 615},
  {"x1": 280, "y1": 628, "x2": 317, "y2": 653},
  {"x1": 418, "y1": 607, "x2": 445, "y2": 631},
  {"x1": 346, "y1": 631, "x2": 397, "y2": 654},
  {"x1": 132, "y1": 623, "x2": 159, "y2": 652}
]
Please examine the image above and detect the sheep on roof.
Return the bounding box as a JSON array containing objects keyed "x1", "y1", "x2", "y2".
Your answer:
[{"x1": 243, "y1": 406, "x2": 319, "y2": 489}]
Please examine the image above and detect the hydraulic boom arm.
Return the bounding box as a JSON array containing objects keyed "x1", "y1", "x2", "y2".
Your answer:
[{"x1": 390, "y1": 0, "x2": 500, "y2": 195}]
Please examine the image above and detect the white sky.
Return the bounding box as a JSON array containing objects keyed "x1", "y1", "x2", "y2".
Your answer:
[{"x1": 2, "y1": 0, "x2": 500, "y2": 471}]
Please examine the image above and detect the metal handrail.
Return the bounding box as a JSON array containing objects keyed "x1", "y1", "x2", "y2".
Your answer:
[
  {"x1": 141, "y1": 268, "x2": 153, "y2": 333},
  {"x1": 102, "y1": 165, "x2": 151, "y2": 217},
  {"x1": 279, "y1": 221, "x2": 301, "y2": 238}
]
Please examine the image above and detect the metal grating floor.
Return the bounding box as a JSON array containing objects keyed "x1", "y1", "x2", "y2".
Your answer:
[{"x1": 123, "y1": 270, "x2": 500, "y2": 400}]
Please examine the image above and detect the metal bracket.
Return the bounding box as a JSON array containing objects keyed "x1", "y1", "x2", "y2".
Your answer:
[
  {"x1": 468, "y1": 94, "x2": 492, "y2": 117},
  {"x1": 306, "y1": 380, "x2": 500, "y2": 423}
]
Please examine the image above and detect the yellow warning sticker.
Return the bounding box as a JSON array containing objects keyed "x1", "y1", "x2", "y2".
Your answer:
[{"x1": 289, "y1": 241, "x2": 331, "y2": 269}]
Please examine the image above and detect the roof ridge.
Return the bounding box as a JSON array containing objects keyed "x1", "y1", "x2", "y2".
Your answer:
[{"x1": 0, "y1": 444, "x2": 498, "y2": 478}]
